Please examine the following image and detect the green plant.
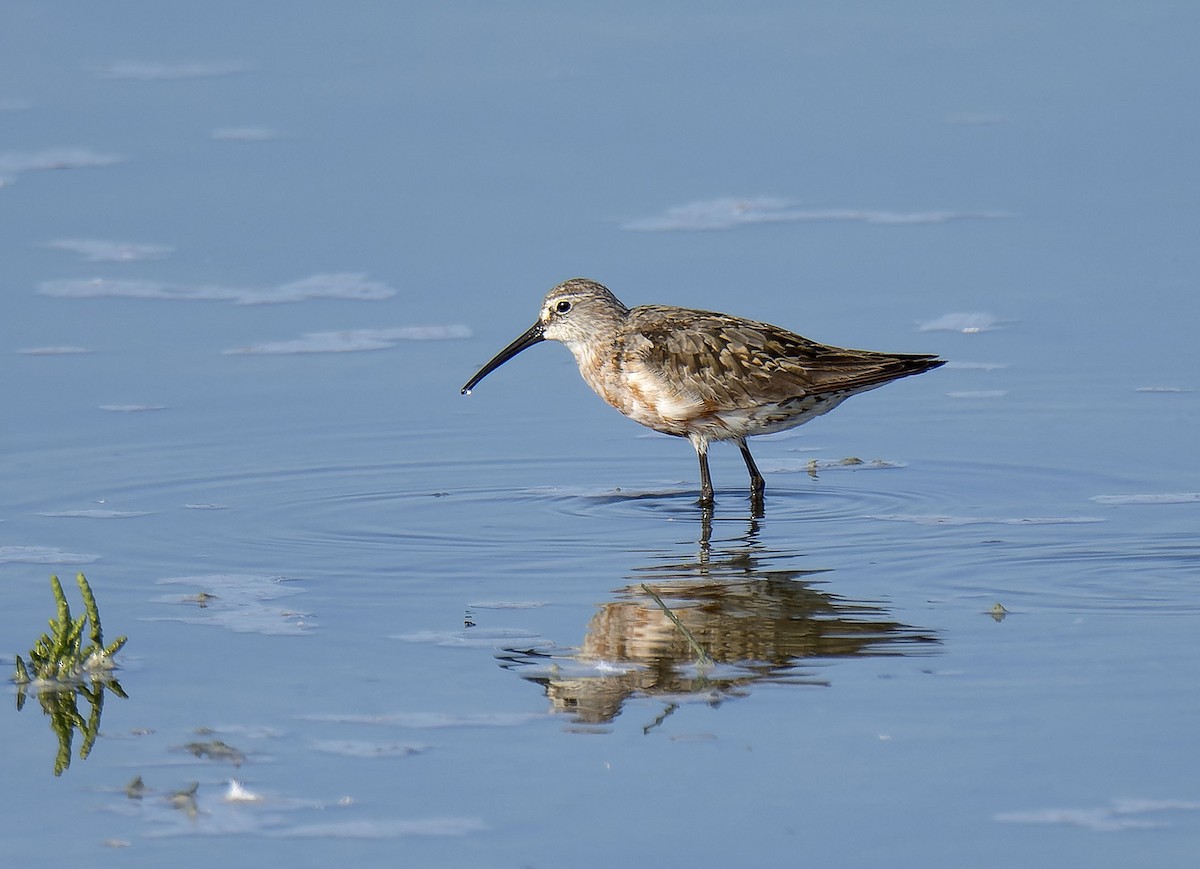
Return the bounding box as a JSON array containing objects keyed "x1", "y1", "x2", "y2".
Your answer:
[
  {"x1": 12, "y1": 573, "x2": 128, "y2": 775},
  {"x1": 13, "y1": 573, "x2": 126, "y2": 684}
]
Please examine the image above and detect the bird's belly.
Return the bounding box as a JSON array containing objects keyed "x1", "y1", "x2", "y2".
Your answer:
[
  {"x1": 603, "y1": 386, "x2": 698, "y2": 437},
  {"x1": 580, "y1": 366, "x2": 696, "y2": 436},
  {"x1": 589, "y1": 363, "x2": 854, "y2": 441},
  {"x1": 692, "y1": 392, "x2": 855, "y2": 440}
]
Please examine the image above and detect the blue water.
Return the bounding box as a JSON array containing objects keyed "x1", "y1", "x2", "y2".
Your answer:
[{"x1": 3, "y1": 3, "x2": 1200, "y2": 866}]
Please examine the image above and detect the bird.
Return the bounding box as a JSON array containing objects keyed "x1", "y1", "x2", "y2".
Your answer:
[{"x1": 461, "y1": 278, "x2": 944, "y2": 511}]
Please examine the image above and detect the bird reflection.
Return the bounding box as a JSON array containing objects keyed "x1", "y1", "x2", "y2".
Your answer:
[{"x1": 498, "y1": 510, "x2": 938, "y2": 726}]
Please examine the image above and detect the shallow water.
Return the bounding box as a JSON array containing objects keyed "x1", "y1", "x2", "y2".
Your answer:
[{"x1": 3, "y1": 3, "x2": 1200, "y2": 866}]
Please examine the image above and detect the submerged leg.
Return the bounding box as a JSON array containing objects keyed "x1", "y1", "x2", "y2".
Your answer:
[
  {"x1": 738, "y1": 438, "x2": 766, "y2": 514},
  {"x1": 694, "y1": 441, "x2": 714, "y2": 507}
]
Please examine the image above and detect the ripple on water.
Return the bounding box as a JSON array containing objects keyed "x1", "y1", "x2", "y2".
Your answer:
[
  {"x1": 790, "y1": 459, "x2": 1200, "y2": 613},
  {"x1": 114, "y1": 454, "x2": 1128, "y2": 570},
  {"x1": 536, "y1": 475, "x2": 915, "y2": 525},
  {"x1": 969, "y1": 532, "x2": 1200, "y2": 614},
  {"x1": 21, "y1": 438, "x2": 1191, "y2": 621},
  {"x1": 870, "y1": 514, "x2": 1103, "y2": 527}
]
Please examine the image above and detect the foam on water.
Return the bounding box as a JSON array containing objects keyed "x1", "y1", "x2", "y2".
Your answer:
[
  {"x1": 38, "y1": 273, "x2": 396, "y2": 305},
  {"x1": 918, "y1": 312, "x2": 1003, "y2": 333},
  {"x1": 223, "y1": 325, "x2": 472, "y2": 355},
  {"x1": 622, "y1": 196, "x2": 1008, "y2": 231},
  {"x1": 93, "y1": 60, "x2": 252, "y2": 80},
  {"x1": 210, "y1": 126, "x2": 283, "y2": 142},
  {"x1": 45, "y1": 238, "x2": 174, "y2": 262},
  {"x1": 0, "y1": 545, "x2": 102, "y2": 564}
]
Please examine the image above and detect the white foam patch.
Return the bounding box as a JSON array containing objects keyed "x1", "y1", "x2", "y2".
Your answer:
[
  {"x1": 299, "y1": 711, "x2": 544, "y2": 728},
  {"x1": 1135, "y1": 385, "x2": 1192, "y2": 393},
  {"x1": 393, "y1": 628, "x2": 541, "y2": 648},
  {"x1": 267, "y1": 817, "x2": 488, "y2": 839},
  {"x1": 0, "y1": 148, "x2": 122, "y2": 175},
  {"x1": 147, "y1": 816, "x2": 487, "y2": 840},
  {"x1": 38, "y1": 272, "x2": 396, "y2": 305},
  {"x1": 210, "y1": 126, "x2": 282, "y2": 141},
  {"x1": 38, "y1": 509, "x2": 153, "y2": 519},
  {"x1": 918, "y1": 312, "x2": 1002, "y2": 333},
  {"x1": 224, "y1": 325, "x2": 472, "y2": 354},
  {"x1": 995, "y1": 798, "x2": 1200, "y2": 832},
  {"x1": 99, "y1": 404, "x2": 168, "y2": 412},
  {"x1": 94, "y1": 60, "x2": 252, "y2": 80},
  {"x1": 46, "y1": 238, "x2": 174, "y2": 262},
  {"x1": 467, "y1": 600, "x2": 547, "y2": 610},
  {"x1": 309, "y1": 740, "x2": 431, "y2": 758},
  {"x1": 17, "y1": 345, "x2": 91, "y2": 355},
  {"x1": 994, "y1": 808, "x2": 1164, "y2": 831},
  {"x1": 945, "y1": 361, "x2": 1009, "y2": 371},
  {"x1": 0, "y1": 545, "x2": 101, "y2": 564},
  {"x1": 1091, "y1": 493, "x2": 1200, "y2": 506},
  {"x1": 140, "y1": 793, "x2": 484, "y2": 840},
  {"x1": 593, "y1": 660, "x2": 638, "y2": 674},
  {"x1": 947, "y1": 390, "x2": 1009, "y2": 399},
  {"x1": 150, "y1": 573, "x2": 314, "y2": 635},
  {"x1": 224, "y1": 779, "x2": 264, "y2": 803},
  {"x1": 1110, "y1": 798, "x2": 1200, "y2": 814},
  {"x1": 203, "y1": 724, "x2": 285, "y2": 739},
  {"x1": 622, "y1": 196, "x2": 1008, "y2": 231},
  {"x1": 764, "y1": 458, "x2": 905, "y2": 473}
]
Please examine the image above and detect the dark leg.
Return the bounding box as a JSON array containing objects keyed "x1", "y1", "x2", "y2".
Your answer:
[
  {"x1": 695, "y1": 443, "x2": 714, "y2": 507},
  {"x1": 698, "y1": 506, "x2": 714, "y2": 551},
  {"x1": 738, "y1": 438, "x2": 766, "y2": 515}
]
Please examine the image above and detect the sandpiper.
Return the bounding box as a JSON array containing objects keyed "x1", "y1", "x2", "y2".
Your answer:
[{"x1": 461, "y1": 278, "x2": 944, "y2": 510}]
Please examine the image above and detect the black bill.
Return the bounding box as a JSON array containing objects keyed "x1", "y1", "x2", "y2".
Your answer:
[{"x1": 460, "y1": 321, "x2": 545, "y2": 394}]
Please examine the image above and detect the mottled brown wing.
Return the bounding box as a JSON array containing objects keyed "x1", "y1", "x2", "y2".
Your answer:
[{"x1": 625, "y1": 305, "x2": 942, "y2": 408}]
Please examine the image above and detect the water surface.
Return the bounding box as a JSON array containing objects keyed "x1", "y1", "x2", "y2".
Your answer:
[{"x1": 3, "y1": 3, "x2": 1199, "y2": 866}]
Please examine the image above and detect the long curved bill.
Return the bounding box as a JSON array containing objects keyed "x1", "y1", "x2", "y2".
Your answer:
[{"x1": 460, "y1": 321, "x2": 545, "y2": 394}]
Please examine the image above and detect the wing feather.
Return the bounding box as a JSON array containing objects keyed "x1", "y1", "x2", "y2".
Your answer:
[{"x1": 623, "y1": 305, "x2": 942, "y2": 411}]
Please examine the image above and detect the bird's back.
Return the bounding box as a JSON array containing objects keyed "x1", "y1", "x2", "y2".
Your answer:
[{"x1": 623, "y1": 304, "x2": 943, "y2": 411}]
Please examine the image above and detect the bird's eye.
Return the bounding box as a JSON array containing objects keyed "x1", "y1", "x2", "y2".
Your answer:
[{"x1": 555, "y1": 300, "x2": 572, "y2": 314}]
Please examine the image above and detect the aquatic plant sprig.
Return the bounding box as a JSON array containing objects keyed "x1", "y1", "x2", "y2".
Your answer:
[
  {"x1": 13, "y1": 572, "x2": 127, "y2": 685},
  {"x1": 12, "y1": 573, "x2": 128, "y2": 774}
]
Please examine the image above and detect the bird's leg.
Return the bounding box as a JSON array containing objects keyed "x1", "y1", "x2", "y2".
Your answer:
[
  {"x1": 698, "y1": 506, "x2": 714, "y2": 554},
  {"x1": 738, "y1": 439, "x2": 766, "y2": 515},
  {"x1": 695, "y1": 442, "x2": 714, "y2": 507}
]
